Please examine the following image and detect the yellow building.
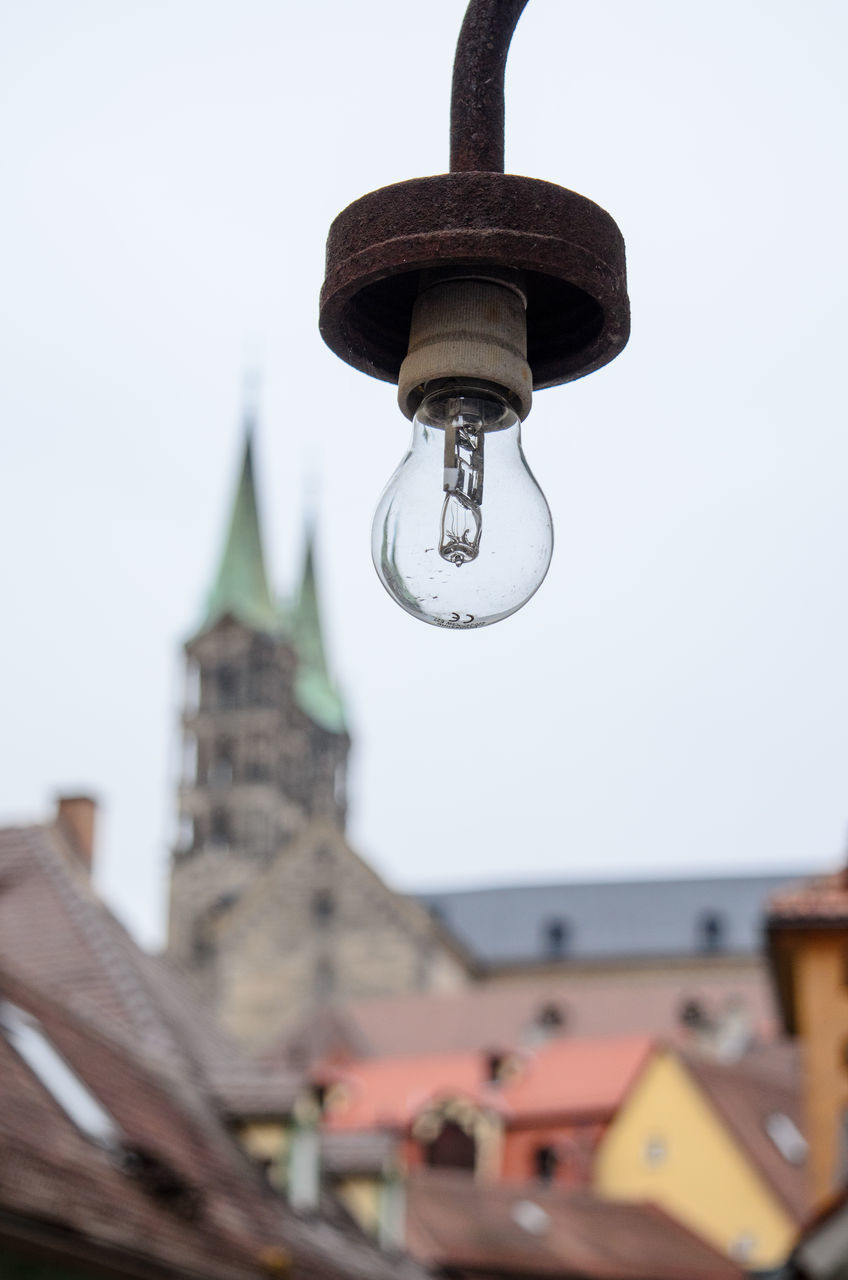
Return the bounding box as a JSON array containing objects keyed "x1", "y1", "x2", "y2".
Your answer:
[
  {"x1": 593, "y1": 1046, "x2": 806, "y2": 1270},
  {"x1": 767, "y1": 872, "x2": 848, "y2": 1211}
]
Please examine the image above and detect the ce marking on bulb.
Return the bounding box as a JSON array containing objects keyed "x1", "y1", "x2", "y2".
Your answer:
[{"x1": 450, "y1": 612, "x2": 475, "y2": 625}]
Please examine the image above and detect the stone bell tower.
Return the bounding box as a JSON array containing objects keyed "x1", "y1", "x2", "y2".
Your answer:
[{"x1": 166, "y1": 417, "x2": 349, "y2": 987}]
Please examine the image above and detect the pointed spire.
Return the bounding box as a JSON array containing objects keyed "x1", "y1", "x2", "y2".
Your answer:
[
  {"x1": 202, "y1": 416, "x2": 279, "y2": 634},
  {"x1": 292, "y1": 520, "x2": 346, "y2": 734}
]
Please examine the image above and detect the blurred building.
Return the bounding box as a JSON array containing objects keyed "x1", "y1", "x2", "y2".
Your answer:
[
  {"x1": 166, "y1": 421, "x2": 813, "y2": 1056},
  {"x1": 767, "y1": 870, "x2": 848, "y2": 1211}
]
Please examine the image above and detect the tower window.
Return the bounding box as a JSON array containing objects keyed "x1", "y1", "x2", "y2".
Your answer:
[
  {"x1": 209, "y1": 739, "x2": 234, "y2": 786},
  {"x1": 542, "y1": 918, "x2": 570, "y2": 959},
  {"x1": 311, "y1": 890, "x2": 335, "y2": 924},
  {"x1": 216, "y1": 665, "x2": 239, "y2": 709},
  {"x1": 699, "y1": 912, "x2": 725, "y2": 952},
  {"x1": 210, "y1": 809, "x2": 231, "y2": 845}
]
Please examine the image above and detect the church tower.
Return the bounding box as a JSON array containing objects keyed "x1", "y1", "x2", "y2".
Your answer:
[
  {"x1": 167, "y1": 420, "x2": 349, "y2": 979},
  {"x1": 166, "y1": 413, "x2": 469, "y2": 1049}
]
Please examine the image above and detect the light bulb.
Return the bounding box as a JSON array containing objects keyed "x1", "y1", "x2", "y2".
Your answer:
[{"x1": 372, "y1": 386, "x2": 553, "y2": 628}]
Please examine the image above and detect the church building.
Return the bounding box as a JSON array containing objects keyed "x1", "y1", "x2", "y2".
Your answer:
[{"x1": 166, "y1": 421, "x2": 470, "y2": 1050}]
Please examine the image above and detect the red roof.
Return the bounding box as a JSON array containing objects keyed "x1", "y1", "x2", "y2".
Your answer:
[{"x1": 324, "y1": 1035, "x2": 654, "y2": 1132}]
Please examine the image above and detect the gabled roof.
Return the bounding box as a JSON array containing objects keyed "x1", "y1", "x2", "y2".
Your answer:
[
  {"x1": 403, "y1": 1169, "x2": 745, "y2": 1279},
  {"x1": 322, "y1": 1036, "x2": 654, "y2": 1134},
  {"x1": 203, "y1": 424, "x2": 279, "y2": 634},
  {"x1": 0, "y1": 817, "x2": 430, "y2": 1280}
]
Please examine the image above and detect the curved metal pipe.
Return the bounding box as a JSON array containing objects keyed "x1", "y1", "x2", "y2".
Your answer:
[{"x1": 450, "y1": 0, "x2": 530, "y2": 173}]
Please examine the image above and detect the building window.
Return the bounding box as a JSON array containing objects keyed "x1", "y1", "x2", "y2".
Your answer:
[
  {"x1": 537, "y1": 1001, "x2": 567, "y2": 1031},
  {"x1": 425, "y1": 1120, "x2": 476, "y2": 1171},
  {"x1": 245, "y1": 735, "x2": 272, "y2": 782},
  {"x1": 542, "y1": 917, "x2": 570, "y2": 959},
  {"x1": 698, "y1": 911, "x2": 725, "y2": 952},
  {"x1": 210, "y1": 808, "x2": 231, "y2": 845},
  {"x1": 643, "y1": 1135, "x2": 667, "y2": 1166},
  {"x1": 216, "y1": 665, "x2": 239, "y2": 709},
  {"x1": 678, "y1": 997, "x2": 709, "y2": 1030},
  {"x1": 209, "y1": 739, "x2": 234, "y2": 786},
  {"x1": 311, "y1": 890, "x2": 335, "y2": 925},
  {"x1": 0, "y1": 1001, "x2": 120, "y2": 1148},
  {"x1": 534, "y1": 1145, "x2": 558, "y2": 1182}
]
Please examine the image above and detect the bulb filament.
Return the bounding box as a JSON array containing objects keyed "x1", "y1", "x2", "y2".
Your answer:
[{"x1": 440, "y1": 407, "x2": 484, "y2": 567}]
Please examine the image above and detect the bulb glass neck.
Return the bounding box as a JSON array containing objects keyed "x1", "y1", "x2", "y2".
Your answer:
[{"x1": 415, "y1": 384, "x2": 519, "y2": 433}]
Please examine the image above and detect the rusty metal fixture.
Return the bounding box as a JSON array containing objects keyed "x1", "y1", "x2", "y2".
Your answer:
[{"x1": 319, "y1": 0, "x2": 630, "y2": 394}]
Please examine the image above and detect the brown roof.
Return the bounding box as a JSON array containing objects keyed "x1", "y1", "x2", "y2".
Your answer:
[
  {"x1": 681, "y1": 1043, "x2": 808, "y2": 1223},
  {"x1": 403, "y1": 1169, "x2": 745, "y2": 1279},
  {"x1": 277, "y1": 966, "x2": 777, "y2": 1067},
  {"x1": 0, "y1": 824, "x2": 301, "y2": 1118},
  {"x1": 0, "y1": 968, "x2": 286, "y2": 1279},
  {"x1": 0, "y1": 822, "x2": 429, "y2": 1280}
]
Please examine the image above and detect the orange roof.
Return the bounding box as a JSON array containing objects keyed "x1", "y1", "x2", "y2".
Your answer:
[{"x1": 323, "y1": 1035, "x2": 654, "y2": 1132}]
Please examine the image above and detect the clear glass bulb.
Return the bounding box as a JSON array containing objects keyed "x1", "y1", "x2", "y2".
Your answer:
[{"x1": 371, "y1": 387, "x2": 553, "y2": 628}]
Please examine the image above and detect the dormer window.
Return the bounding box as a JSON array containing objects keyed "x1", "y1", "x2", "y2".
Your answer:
[
  {"x1": 542, "y1": 917, "x2": 570, "y2": 959},
  {"x1": 699, "y1": 912, "x2": 725, "y2": 952},
  {"x1": 0, "y1": 1000, "x2": 119, "y2": 1149}
]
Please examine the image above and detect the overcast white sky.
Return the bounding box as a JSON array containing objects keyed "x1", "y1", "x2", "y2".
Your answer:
[{"x1": 2, "y1": 0, "x2": 846, "y2": 948}]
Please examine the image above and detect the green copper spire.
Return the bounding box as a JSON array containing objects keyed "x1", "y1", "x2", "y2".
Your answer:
[
  {"x1": 203, "y1": 421, "x2": 279, "y2": 633},
  {"x1": 292, "y1": 523, "x2": 346, "y2": 734}
]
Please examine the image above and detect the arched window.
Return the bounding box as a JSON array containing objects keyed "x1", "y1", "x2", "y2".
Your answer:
[
  {"x1": 425, "y1": 1121, "x2": 475, "y2": 1172},
  {"x1": 216, "y1": 665, "x2": 239, "y2": 710}
]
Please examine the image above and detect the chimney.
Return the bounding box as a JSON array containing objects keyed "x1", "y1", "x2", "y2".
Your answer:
[{"x1": 56, "y1": 794, "x2": 98, "y2": 873}]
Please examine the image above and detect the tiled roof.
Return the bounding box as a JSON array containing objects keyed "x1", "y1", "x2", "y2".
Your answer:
[
  {"x1": 322, "y1": 1036, "x2": 653, "y2": 1133},
  {"x1": 0, "y1": 823, "x2": 301, "y2": 1118},
  {"x1": 278, "y1": 967, "x2": 777, "y2": 1066},
  {"x1": 403, "y1": 1169, "x2": 745, "y2": 1279},
  {"x1": 682, "y1": 1043, "x2": 807, "y2": 1223},
  {"x1": 766, "y1": 871, "x2": 848, "y2": 926},
  {"x1": 0, "y1": 969, "x2": 290, "y2": 1279},
  {"x1": 0, "y1": 820, "x2": 428, "y2": 1280}
]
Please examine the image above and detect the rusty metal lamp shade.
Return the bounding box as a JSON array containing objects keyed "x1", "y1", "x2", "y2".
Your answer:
[
  {"x1": 319, "y1": 0, "x2": 630, "y2": 394},
  {"x1": 318, "y1": 0, "x2": 630, "y2": 629}
]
